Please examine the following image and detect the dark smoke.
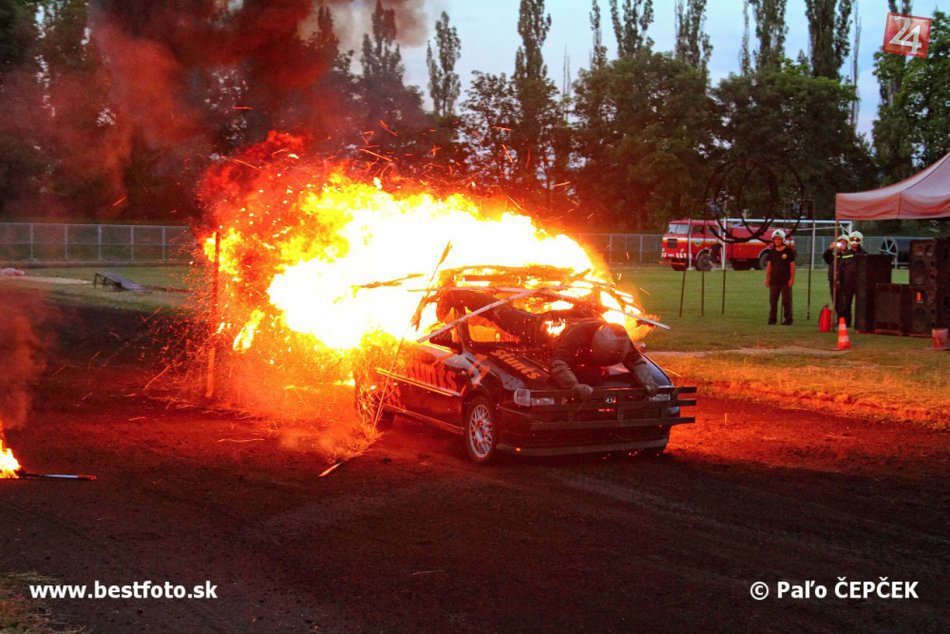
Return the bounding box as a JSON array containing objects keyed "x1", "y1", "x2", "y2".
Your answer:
[
  {"x1": 0, "y1": 0, "x2": 431, "y2": 220},
  {"x1": 0, "y1": 290, "x2": 47, "y2": 431}
]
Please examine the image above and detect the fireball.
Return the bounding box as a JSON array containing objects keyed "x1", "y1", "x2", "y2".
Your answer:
[{"x1": 0, "y1": 438, "x2": 20, "y2": 479}]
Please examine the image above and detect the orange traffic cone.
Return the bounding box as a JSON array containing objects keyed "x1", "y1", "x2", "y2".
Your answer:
[{"x1": 836, "y1": 317, "x2": 851, "y2": 351}]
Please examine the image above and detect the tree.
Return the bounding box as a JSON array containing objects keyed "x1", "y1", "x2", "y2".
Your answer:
[
  {"x1": 426, "y1": 11, "x2": 460, "y2": 118},
  {"x1": 461, "y1": 72, "x2": 519, "y2": 189},
  {"x1": 674, "y1": 0, "x2": 712, "y2": 74},
  {"x1": 714, "y1": 68, "x2": 874, "y2": 217},
  {"x1": 572, "y1": 51, "x2": 715, "y2": 230},
  {"x1": 589, "y1": 0, "x2": 608, "y2": 69},
  {"x1": 871, "y1": 0, "x2": 920, "y2": 182},
  {"x1": 357, "y1": 0, "x2": 426, "y2": 160},
  {"x1": 511, "y1": 0, "x2": 559, "y2": 188},
  {"x1": 749, "y1": 0, "x2": 788, "y2": 71},
  {"x1": 804, "y1": 0, "x2": 853, "y2": 79},
  {"x1": 608, "y1": 0, "x2": 653, "y2": 58},
  {"x1": 875, "y1": 9, "x2": 949, "y2": 174}
]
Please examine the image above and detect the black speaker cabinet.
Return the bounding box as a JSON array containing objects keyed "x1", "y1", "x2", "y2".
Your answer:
[
  {"x1": 909, "y1": 239, "x2": 937, "y2": 290},
  {"x1": 855, "y1": 254, "x2": 893, "y2": 332},
  {"x1": 937, "y1": 286, "x2": 950, "y2": 329},
  {"x1": 937, "y1": 237, "x2": 950, "y2": 281},
  {"x1": 874, "y1": 283, "x2": 913, "y2": 334}
]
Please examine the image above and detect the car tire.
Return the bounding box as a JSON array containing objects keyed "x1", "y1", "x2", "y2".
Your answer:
[
  {"x1": 695, "y1": 251, "x2": 712, "y2": 271},
  {"x1": 671, "y1": 261, "x2": 687, "y2": 271},
  {"x1": 463, "y1": 396, "x2": 499, "y2": 465},
  {"x1": 756, "y1": 250, "x2": 770, "y2": 271},
  {"x1": 354, "y1": 379, "x2": 395, "y2": 429}
]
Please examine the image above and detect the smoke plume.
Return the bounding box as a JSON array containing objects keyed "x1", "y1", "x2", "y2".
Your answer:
[{"x1": 0, "y1": 290, "x2": 47, "y2": 431}]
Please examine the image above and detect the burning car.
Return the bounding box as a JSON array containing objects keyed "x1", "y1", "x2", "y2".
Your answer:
[{"x1": 354, "y1": 266, "x2": 696, "y2": 464}]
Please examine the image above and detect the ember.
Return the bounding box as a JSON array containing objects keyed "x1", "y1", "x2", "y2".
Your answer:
[{"x1": 0, "y1": 437, "x2": 21, "y2": 479}]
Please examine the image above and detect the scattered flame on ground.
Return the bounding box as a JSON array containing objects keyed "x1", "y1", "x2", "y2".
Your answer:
[{"x1": 0, "y1": 437, "x2": 21, "y2": 479}]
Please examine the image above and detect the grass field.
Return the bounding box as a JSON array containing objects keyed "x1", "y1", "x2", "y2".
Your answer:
[
  {"x1": 619, "y1": 265, "x2": 948, "y2": 428},
  {"x1": 4, "y1": 262, "x2": 947, "y2": 427}
]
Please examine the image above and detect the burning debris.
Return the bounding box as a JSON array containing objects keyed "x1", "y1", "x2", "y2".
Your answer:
[{"x1": 0, "y1": 438, "x2": 20, "y2": 479}]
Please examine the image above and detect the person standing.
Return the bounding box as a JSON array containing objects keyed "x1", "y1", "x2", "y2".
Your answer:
[
  {"x1": 822, "y1": 237, "x2": 849, "y2": 303},
  {"x1": 836, "y1": 231, "x2": 867, "y2": 327},
  {"x1": 765, "y1": 229, "x2": 796, "y2": 325}
]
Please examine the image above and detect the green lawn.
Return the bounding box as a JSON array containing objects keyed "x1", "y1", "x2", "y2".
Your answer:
[{"x1": 618, "y1": 265, "x2": 948, "y2": 427}]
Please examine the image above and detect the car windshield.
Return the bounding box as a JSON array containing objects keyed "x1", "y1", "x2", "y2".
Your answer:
[{"x1": 667, "y1": 223, "x2": 689, "y2": 235}]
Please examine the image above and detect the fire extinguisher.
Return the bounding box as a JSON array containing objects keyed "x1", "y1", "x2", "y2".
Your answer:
[{"x1": 819, "y1": 304, "x2": 833, "y2": 332}]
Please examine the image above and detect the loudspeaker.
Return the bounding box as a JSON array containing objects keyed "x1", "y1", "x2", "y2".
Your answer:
[
  {"x1": 937, "y1": 286, "x2": 950, "y2": 329},
  {"x1": 908, "y1": 287, "x2": 936, "y2": 335},
  {"x1": 855, "y1": 254, "x2": 893, "y2": 332},
  {"x1": 909, "y1": 239, "x2": 937, "y2": 290},
  {"x1": 937, "y1": 237, "x2": 950, "y2": 281},
  {"x1": 874, "y1": 283, "x2": 913, "y2": 334}
]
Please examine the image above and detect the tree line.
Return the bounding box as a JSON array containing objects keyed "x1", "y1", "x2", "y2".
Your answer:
[{"x1": 0, "y1": 0, "x2": 945, "y2": 230}]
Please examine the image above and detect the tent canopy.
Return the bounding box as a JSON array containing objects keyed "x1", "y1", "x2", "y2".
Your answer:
[{"x1": 835, "y1": 153, "x2": 950, "y2": 220}]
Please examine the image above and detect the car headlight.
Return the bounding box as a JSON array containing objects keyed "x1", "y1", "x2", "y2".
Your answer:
[{"x1": 514, "y1": 389, "x2": 556, "y2": 408}]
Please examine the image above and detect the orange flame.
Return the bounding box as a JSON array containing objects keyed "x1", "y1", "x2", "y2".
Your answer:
[
  {"x1": 200, "y1": 143, "x2": 614, "y2": 359},
  {"x1": 0, "y1": 438, "x2": 21, "y2": 479}
]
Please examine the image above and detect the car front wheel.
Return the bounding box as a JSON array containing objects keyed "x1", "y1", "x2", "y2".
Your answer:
[{"x1": 464, "y1": 396, "x2": 498, "y2": 464}]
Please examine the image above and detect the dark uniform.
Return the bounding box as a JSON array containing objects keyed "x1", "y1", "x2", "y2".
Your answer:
[
  {"x1": 836, "y1": 245, "x2": 866, "y2": 327},
  {"x1": 766, "y1": 245, "x2": 796, "y2": 325}
]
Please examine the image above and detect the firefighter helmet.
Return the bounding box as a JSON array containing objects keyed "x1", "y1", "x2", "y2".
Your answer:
[
  {"x1": 772, "y1": 229, "x2": 787, "y2": 242},
  {"x1": 849, "y1": 230, "x2": 864, "y2": 244},
  {"x1": 590, "y1": 323, "x2": 631, "y2": 366}
]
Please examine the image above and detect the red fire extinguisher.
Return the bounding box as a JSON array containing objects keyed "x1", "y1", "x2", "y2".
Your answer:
[{"x1": 819, "y1": 304, "x2": 833, "y2": 332}]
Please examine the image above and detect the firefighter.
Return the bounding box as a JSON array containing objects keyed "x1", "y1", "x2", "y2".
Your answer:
[
  {"x1": 836, "y1": 231, "x2": 867, "y2": 327},
  {"x1": 765, "y1": 229, "x2": 796, "y2": 325},
  {"x1": 822, "y1": 237, "x2": 849, "y2": 302},
  {"x1": 436, "y1": 289, "x2": 658, "y2": 398}
]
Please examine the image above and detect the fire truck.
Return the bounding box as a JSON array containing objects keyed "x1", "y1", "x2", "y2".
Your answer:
[{"x1": 661, "y1": 219, "x2": 794, "y2": 271}]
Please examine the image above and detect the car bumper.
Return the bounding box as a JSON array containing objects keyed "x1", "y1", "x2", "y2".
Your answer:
[{"x1": 495, "y1": 386, "x2": 696, "y2": 455}]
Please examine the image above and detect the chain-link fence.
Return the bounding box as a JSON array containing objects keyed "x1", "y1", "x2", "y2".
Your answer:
[
  {"x1": 0, "y1": 223, "x2": 888, "y2": 269},
  {"x1": 0, "y1": 223, "x2": 196, "y2": 263}
]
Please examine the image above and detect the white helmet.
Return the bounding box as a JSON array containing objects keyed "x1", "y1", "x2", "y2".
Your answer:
[
  {"x1": 849, "y1": 230, "x2": 863, "y2": 244},
  {"x1": 772, "y1": 229, "x2": 786, "y2": 242}
]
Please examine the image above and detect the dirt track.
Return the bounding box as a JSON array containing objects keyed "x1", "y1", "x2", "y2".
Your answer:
[{"x1": 1, "y1": 301, "x2": 948, "y2": 632}]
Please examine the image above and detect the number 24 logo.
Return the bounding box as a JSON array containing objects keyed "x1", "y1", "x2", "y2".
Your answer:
[{"x1": 884, "y1": 13, "x2": 932, "y2": 58}]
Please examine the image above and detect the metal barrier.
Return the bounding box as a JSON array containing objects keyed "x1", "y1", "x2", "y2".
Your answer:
[{"x1": 0, "y1": 223, "x2": 195, "y2": 263}]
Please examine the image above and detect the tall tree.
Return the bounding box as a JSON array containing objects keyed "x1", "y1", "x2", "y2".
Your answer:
[
  {"x1": 609, "y1": 0, "x2": 653, "y2": 58},
  {"x1": 461, "y1": 72, "x2": 519, "y2": 189},
  {"x1": 715, "y1": 68, "x2": 874, "y2": 217},
  {"x1": 573, "y1": 52, "x2": 715, "y2": 229},
  {"x1": 804, "y1": 0, "x2": 853, "y2": 79},
  {"x1": 749, "y1": 0, "x2": 788, "y2": 70},
  {"x1": 512, "y1": 0, "x2": 558, "y2": 188},
  {"x1": 674, "y1": 0, "x2": 712, "y2": 74},
  {"x1": 875, "y1": 9, "x2": 949, "y2": 176},
  {"x1": 426, "y1": 11, "x2": 461, "y2": 118},
  {"x1": 871, "y1": 0, "x2": 916, "y2": 181},
  {"x1": 590, "y1": 0, "x2": 608, "y2": 69},
  {"x1": 740, "y1": 0, "x2": 753, "y2": 74},
  {"x1": 357, "y1": 0, "x2": 426, "y2": 156}
]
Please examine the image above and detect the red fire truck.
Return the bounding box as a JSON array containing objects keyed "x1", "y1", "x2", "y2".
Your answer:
[{"x1": 661, "y1": 219, "x2": 794, "y2": 271}]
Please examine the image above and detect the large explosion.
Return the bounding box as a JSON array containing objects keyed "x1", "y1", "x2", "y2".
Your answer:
[{"x1": 194, "y1": 133, "x2": 626, "y2": 455}]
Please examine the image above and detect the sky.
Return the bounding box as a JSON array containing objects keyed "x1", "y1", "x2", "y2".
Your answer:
[{"x1": 391, "y1": 0, "x2": 946, "y2": 139}]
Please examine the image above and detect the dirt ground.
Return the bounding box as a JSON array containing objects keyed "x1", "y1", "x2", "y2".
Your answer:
[{"x1": 1, "y1": 299, "x2": 948, "y2": 633}]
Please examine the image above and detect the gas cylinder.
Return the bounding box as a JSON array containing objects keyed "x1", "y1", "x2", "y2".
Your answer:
[{"x1": 819, "y1": 304, "x2": 833, "y2": 332}]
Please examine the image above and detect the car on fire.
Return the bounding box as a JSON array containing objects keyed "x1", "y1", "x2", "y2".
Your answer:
[{"x1": 354, "y1": 266, "x2": 696, "y2": 464}]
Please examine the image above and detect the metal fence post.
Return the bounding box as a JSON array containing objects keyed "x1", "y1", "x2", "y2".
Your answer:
[
  {"x1": 130, "y1": 226, "x2": 135, "y2": 261},
  {"x1": 97, "y1": 225, "x2": 102, "y2": 261},
  {"x1": 639, "y1": 235, "x2": 644, "y2": 263},
  {"x1": 64, "y1": 225, "x2": 69, "y2": 260},
  {"x1": 162, "y1": 226, "x2": 167, "y2": 262},
  {"x1": 29, "y1": 223, "x2": 34, "y2": 260}
]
